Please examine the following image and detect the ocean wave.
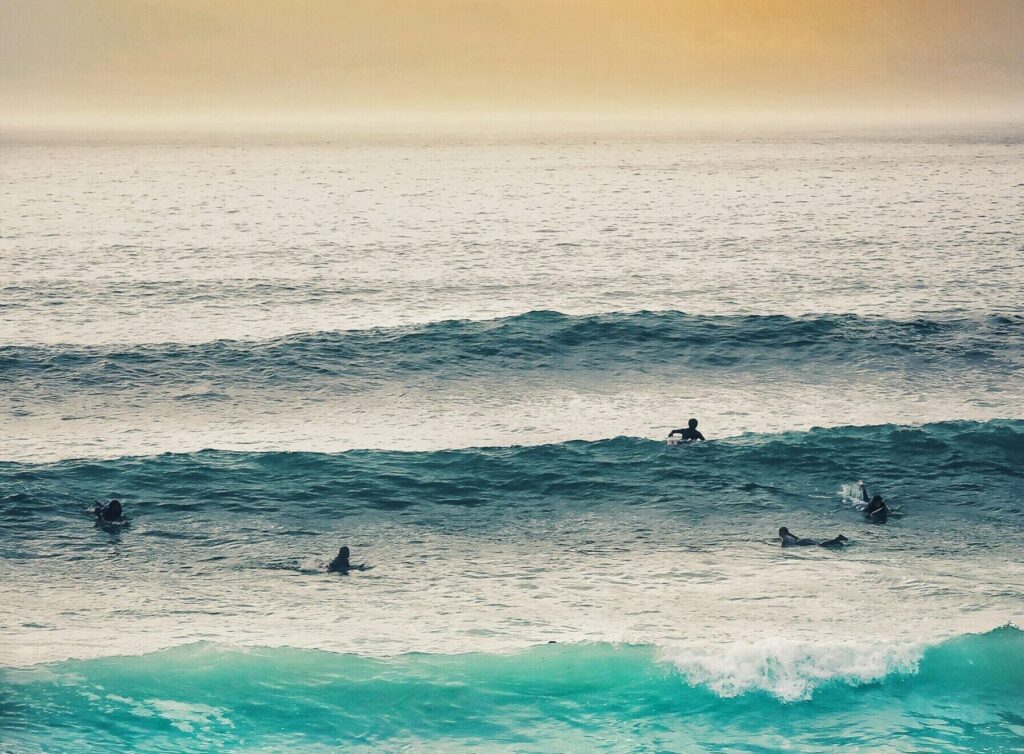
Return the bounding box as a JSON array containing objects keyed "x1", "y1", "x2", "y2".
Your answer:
[
  {"x1": 663, "y1": 637, "x2": 923, "y2": 701},
  {"x1": 2, "y1": 420, "x2": 1020, "y2": 522},
  {"x1": 1, "y1": 628, "x2": 1020, "y2": 752},
  {"x1": 2, "y1": 310, "x2": 1020, "y2": 390}
]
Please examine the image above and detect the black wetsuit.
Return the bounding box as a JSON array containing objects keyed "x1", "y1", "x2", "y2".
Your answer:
[
  {"x1": 94, "y1": 503, "x2": 123, "y2": 522},
  {"x1": 781, "y1": 531, "x2": 847, "y2": 548},
  {"x1": 864, "y1": 499, "x2": 888, "y2": 518},
  {"x1": 780, "y1": 531, "x2": 818, "y2": 547},
  {"x1": 327, "y1": 555, "x2": 351, "y2": 573},
  {"x1": 861, "y1": 486, "x2": 888, "y2": 521},
  {"x1": 669, "y1": 428, "x2": 705, "y2": 442}
]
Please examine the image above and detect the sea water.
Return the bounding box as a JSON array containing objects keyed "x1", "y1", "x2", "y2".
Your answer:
[{"x1": 1, "y1": 129, "x2": 1022, "y2": 752}]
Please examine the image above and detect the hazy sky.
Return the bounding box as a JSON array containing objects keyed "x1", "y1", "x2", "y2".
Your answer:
[{"x1": 2, "y1": 0, "x2": 1023, "y2": 128}]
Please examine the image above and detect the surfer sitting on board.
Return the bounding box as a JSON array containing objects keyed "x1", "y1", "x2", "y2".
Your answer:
[
  {"x1": 778, "y1": 527, "x2": 847, "y2": 548},
  {"x1": 327, "y1": 545, "x2": 366, "y2": 574},
  {"x1": 668, "y1": 418, "x2": 705, "y2": 443}
]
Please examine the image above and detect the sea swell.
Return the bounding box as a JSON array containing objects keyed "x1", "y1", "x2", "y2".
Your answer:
[
  {"x1": 2, "y1": 310, "x2": 1021, "y2": 391},
  {"x1": 2, "y1": 420, "x2": 1020, "y2": 522},
  {"x1": 1, "y1": 628, "x2": 1021, "y2": 753}
]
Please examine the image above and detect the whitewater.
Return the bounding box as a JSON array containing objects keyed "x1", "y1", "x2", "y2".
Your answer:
[{"x1": 1, "y1": 128, "x2": 1022, "y2": 752}]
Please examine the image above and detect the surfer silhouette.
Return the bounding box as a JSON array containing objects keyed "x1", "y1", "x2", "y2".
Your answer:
[
  {"x1": 93, "y1": 499, "x2": 124, "y2": 523},
  {"x1": 859, "y1": 482, "x2": 889, "y2": 522},
  {"x1": 327, "y1": 546, "x2": 351, "y2": 573},
  {"x1": 778, "y1": 527, "x2": 847, "y2": 548},
  {"x1": 327, "y1": 545, "x2": 367, "y2": 574},
  {"x1": 668, "y1": 418, "x2": 705, "y2": 442}
]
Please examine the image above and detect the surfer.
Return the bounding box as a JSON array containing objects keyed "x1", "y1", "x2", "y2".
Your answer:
[
  {"x1": 859, "y1": 481, "x2": 889, "y2": 521},
  {"x1": 327, "y1": 546, "x2": 365, "y2": 574},
  {"x1": 327, "y1": 546, "x2": 351, "y2": 573},
  {"x1": 668, "y1": 418, "x2": 705, "y2": 442},
  {"x1": 93, "y1": 499, "x2": 124, "y2": 523},
  {"x1": 778, "y1": 527, "x2": 848, "y2": 548}
]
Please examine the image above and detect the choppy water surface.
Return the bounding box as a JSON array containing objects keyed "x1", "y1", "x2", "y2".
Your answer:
[{"x1": 1, "y1": 129, "x2": 1022, "y2": 752}]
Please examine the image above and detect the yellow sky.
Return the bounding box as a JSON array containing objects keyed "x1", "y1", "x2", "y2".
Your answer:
[{"x1": 2, "y1": 0, "x2": 1022, "y2": 129}]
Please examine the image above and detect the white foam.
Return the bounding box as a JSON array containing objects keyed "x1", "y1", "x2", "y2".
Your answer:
[
  {"x1": 839, "y1": 482, "x2": 867, "y2": 511},
  {"x1": 144, "y1": 699, "x2": 234, "y2": 734},
  {"x1": 661, "y1": 638, "x2": 923, "y2": 702}
]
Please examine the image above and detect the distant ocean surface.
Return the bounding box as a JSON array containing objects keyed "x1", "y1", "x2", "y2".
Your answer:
[{"x1": 2, "y1": 129, "x2": 1022, "y2": 752}]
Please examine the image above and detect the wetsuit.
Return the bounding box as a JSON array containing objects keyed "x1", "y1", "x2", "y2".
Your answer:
[
  {"x1": 861, "y1": 485, "x2": 888, "y2": 520},
  {"x1": 780, "y1": 530, "x2": 847, "y2": 548},
  {"x1": 864, "y1": 499, "x2": 888, "y2": 517},
  {"x1": 327, "y1": 555, "x2": 350, "y2": 573},
  {"x1": 94, "y1": 503, "x2": 123, "y2": 522},
  {"x1": 780, "y1": 531, "x2": 818, "y2": 547},
  {"x1": 669, "y1": 428, "x2": 705, "y2": 442}
]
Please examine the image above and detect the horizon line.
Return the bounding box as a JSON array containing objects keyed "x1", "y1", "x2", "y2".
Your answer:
[{"x1": 4, "y1": 107, "x2": 1024, "y2": 140}]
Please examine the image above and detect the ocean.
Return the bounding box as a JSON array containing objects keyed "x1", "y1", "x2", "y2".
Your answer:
[{"x1": 1, "y1": 128, "x2": 1022, "y2": 752}]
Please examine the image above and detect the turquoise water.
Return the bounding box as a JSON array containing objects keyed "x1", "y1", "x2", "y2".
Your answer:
[
  {"x1": 2, "y1": 131, "x2": 1022, "y2": 752},
  {"x1": 3, "y1": 630, "x2": 1023, "y2": 753}
]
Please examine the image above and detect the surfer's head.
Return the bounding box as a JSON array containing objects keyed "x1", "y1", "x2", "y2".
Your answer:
[
  {"x1": 871, "y1": 495, "x2": 884, "y2": 506},
  {"x1": 338, "y1": 546, "x2": 350, "y2": 562},
  {"x1": 688, "y1": 418, "x2": 698, "y2": 429},
  {"x1": 108, "y1": 500, "x2": 122, "y2": 517},
  {"x1": 778, "y1": 527, "x2": 791, "y2": 537}
]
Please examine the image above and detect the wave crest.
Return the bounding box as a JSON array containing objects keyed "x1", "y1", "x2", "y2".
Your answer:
[
  {"x1": 2, "y1": 629, "x2": 1021, "y2": 752},
  {"x1": 3, "y1": 419, "x2": 1020, "y2": 519},
  {"x1": 664, "y1": 638, "x2": 922, "y2": 702},
  {"x1": 3, "y1": 310, "x2": 1020, "y2": 389}
]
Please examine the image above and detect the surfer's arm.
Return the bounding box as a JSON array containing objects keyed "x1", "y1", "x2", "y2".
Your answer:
[
  {"x1": 859, "y1": 482, "x2": 869, "y2": 503},
  {"x1": 695, "y1": 431, "x2": 706, "y2": 441}
]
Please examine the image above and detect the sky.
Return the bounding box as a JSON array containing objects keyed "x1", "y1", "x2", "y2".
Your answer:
[{"x1": 2, "y1": 0, "x2": 1023, "y2": 130}]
